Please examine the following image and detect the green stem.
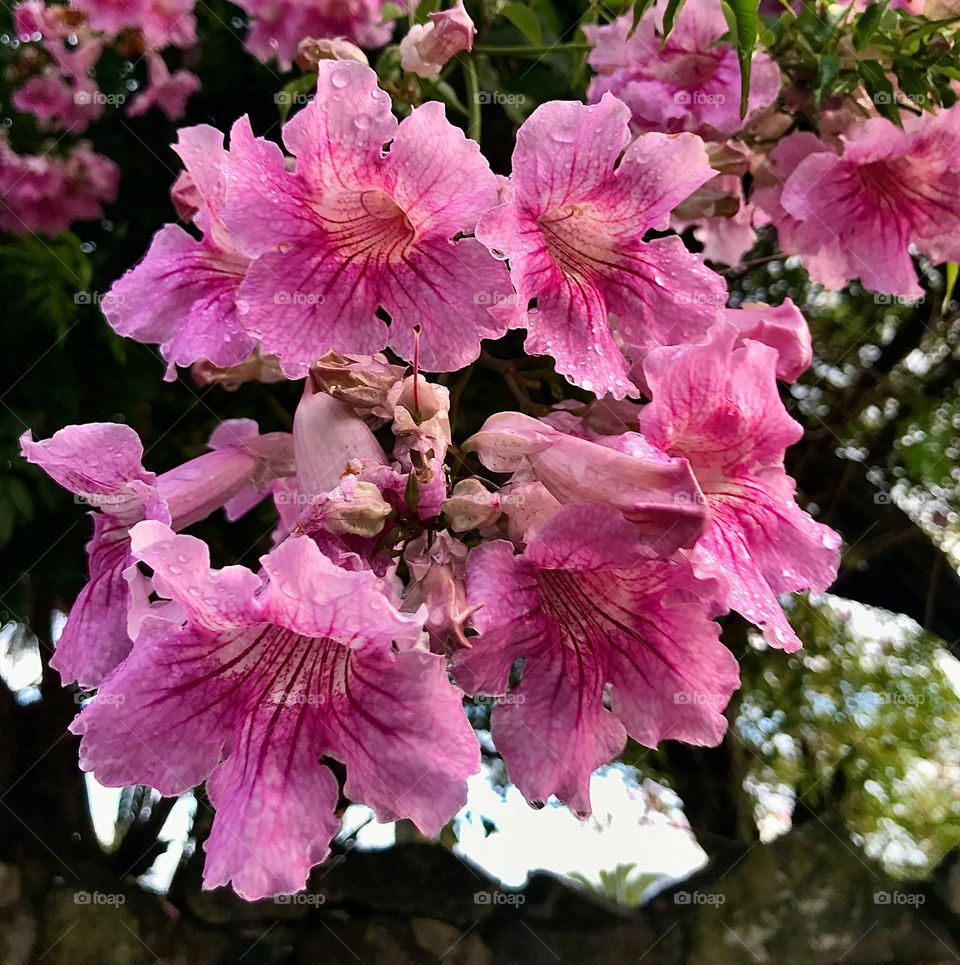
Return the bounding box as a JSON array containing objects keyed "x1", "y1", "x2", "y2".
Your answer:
[
  {"x1": 473, "y1": 42, "x2": 592, "y2": 56},
  {"x1": 462, "y1": 56, "x2": 481, "y2": 143}
]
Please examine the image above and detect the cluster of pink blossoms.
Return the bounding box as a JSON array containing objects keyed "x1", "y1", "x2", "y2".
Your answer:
[{"x1": 24, "y1": 43, "x2": 846, "y2": 898}]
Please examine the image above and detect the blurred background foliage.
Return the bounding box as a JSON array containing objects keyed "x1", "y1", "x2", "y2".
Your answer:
[{"x1": 0, "y1": 0, "x2": 959, "y2": 917}]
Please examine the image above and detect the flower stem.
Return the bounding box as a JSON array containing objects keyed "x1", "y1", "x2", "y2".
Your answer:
[
  {"x1": 462, "y1": 56, "x2": 481, "y2": 143},
  {"x1": 473, "y1": 43, "x2": 591, "y2": 56}
]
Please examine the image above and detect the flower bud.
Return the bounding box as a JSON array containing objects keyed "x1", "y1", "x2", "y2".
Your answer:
[
  {"x1": 296, "y1": 36, "x2": 368, "y2": 71},
  {"x1": 442, "y1": 479, "x2": 501, "y2": 532},
  {"x1": 400, "y1": 0, "x2": 475, "y2": 79}
]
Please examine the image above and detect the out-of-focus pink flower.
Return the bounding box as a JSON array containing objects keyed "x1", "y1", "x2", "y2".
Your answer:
[
  {"x1": 584, "y1": 3, "x2": 781, "y2": 139},
  {"x1": 72, "y1": 524, "x2": 479, "y2": 899},
  {"x1": 225, "y1": 61, "x2": 510, "y2": 377},
  {"x1": 235, "y1": 0, "x2": 395, "y2": 70},
  {"x1": 140, "y1": 0, "x2": 198, "y2": 48},
  {"x1": 69, "y1": 0, "x2": 149, "y2": 36},
  {"x1": 127, "y1": 52, "x2": 200, "y2": 120},
  {"x1": 454, "y1": 502, "x2": 739, "y2": 813},
  {"x1": 640, "y1": 323, "x2": 841, "y2": 650},
  {"x1": 476, "y1": 94, "x2": 725, "y2": 399},
  {"x1": 769, "y1": 114, "x2": 960, "y2": 297},
  {"x1": 672, "y1": 174, "x2": 757, "y2": 267},
  {"x1": 104, "y1": 122, "x2": 256, "y2": 377},
  {"x1": 0, "y1": 139, "x2": 118, "y2": 234},
  {"x1": 465, "y1": 410, "x2": 707, "y2": 555},
  {"x1": 400, "y1": 0, "x2": 475, "y2": 78},
  {"x1": 20, "y1": 420, "x2": 294, "y2": 686}
]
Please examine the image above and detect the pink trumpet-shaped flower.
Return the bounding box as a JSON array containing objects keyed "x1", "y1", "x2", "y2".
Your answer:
[
  {"x1": 465, "y1": 411, "x2": 707, "y2": 555},
  {"x1": 475, "y1": 93, "x2": 725, "y2": 399},
  {"x1": 640, "y1": 323, "x2": 841, "y2": 651},
  {"x1": 774, "y1": 113, "x2": 960, "y2": 298},
  {"x1": 126, "y1": 52, "x2": 200, "y2": 121},
  {"x1": 72, "y1": 524, "x2": 479, "y2": 899},
  {"x1": 104, "y1": 122, "x2": 259, "y2": 378},
  {"x1": 454, "y1": 503, "x2": 739, "y2": 813},
  {"x1": 224, "y1": 60, "x2": 511, "y2": 376},
  {"x1": 584, "y1": 3, "x2": 781, "y2": 139},
  {"x1": 20, "y1": 420, "x2": 293, "y2": 686}
]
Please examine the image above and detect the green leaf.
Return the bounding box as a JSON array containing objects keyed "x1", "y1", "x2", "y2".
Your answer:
[
  {"x1": 414, "y1": 0, "x2": 441, "y2": 23},
  {"x1": 853, "y1": 0, "x2": 888, "y2": 51},
  {"x1": 661, "y1": 0, "x2": 686, "y2": 41},
  {"x1": 858, "y1": 59, "x2": 901, "y2": 125},
  {"x1": 814, "y1": 52, "x2": 841, "y2": 106},
  {"x1": 720, "y1": 0, "x2": 760, "y2": 118},
  {"x1": 628, "y1": 0, "x2": 657, "y2": 38},
  {"x1": 500, "y1": 2, "x2": 542, "y2": 46},
  {"x1": 379, "y1": 1, "x2": 406, "y2": 23}
]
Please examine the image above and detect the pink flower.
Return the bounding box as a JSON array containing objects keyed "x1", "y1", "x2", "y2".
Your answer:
[
  {"x1": 465, "y1": 410, "x2": 708, "y2": 555},
  {"x1": 69, "y1": 0, "x2": 149, "y2": 36},
  {"x1": 72, "y1": 524, "x2": 479, "y2": 899},
  {"x1": 104, "y1": 122, "x2": 257, "y2": 378},
  {"x1": 640, "y1": 323, "x2": 841, "y2": 651},
  {"x1": 20, "y1": 420, "x2": 293, "y2": 686},
  {"x1": 774, "y1": 114, "x2": 960, "y2": 297},
  {"x1": 584, "y1": 3, "x2": 781, "y2": 140},
  {"x1": 127, "y1": 52, "x2": 200, "y2": 121},
  {"x1": 454, "y1": 503, "x2": 739, "y2": 813},
  {"x1": 722, "y1": 299, "x2": 812, "y2": 383},
  {"x1": 224, "y1": 60, "x2": 510, "y2": 377},
  {"x1": 140, "y1": 0, "x2": 198, "y2": 48},
  {"x1": 672, "y1": 173, "x2": 757, "y2": 267},
  {"x1": 0, "y1": 139, "x2": 118, "y2": 235},
  {"x1": 403, "y1": 530, "x2": 479, "y2": 652},
  {"x1": 475, "y1": 93, "x2": 725, "y2": 399},
  {"x1": 400, "y1": 0, "x2": 475, "y2": 78},
  {"x1": 236, "y1": 0, "x2": 395, "y2": 70}
]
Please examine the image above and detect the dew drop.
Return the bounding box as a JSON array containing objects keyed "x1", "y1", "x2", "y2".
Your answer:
[{"x1": 330, "y1": 69, "x2": 351, "y2": 90}]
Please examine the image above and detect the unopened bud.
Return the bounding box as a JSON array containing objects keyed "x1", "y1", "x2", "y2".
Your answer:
[{"x1": 442, "y1": 479, "x2": 501, "y2": 532}]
